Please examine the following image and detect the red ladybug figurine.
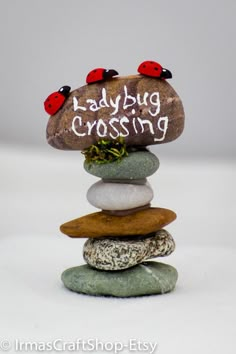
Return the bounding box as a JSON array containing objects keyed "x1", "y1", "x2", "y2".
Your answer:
[
  {"x1": 137, "y1": 60, "x2": 172, "y2": 79},
  {"x1": 86, "y1": 68, "x2": 119, "y2": 84},
  {"x1": 44, "y1": 85, "x2": 71, "y2": 115}
]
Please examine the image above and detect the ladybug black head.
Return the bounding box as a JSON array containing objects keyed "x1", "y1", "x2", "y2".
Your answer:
[
  {"x1": 160, "y1": 68, "x2": 172, "y2": 79},
  {"x1": 58, "y1": 86, "x2": 71, "y2": 97}
]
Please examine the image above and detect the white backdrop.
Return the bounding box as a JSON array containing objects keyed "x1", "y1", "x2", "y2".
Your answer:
[{"x1": 0, "y1": 0, "x2": 235, "y2": 157}]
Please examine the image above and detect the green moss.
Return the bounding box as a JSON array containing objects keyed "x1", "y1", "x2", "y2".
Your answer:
[{"x1": 82, "y1": 138, "x2": 128, "y2": 164}]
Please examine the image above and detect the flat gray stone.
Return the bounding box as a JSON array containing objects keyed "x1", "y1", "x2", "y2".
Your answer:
[
  {"x1": 61, "y1": 261, "x2": 178, "y2": 297},
  {"x1": 84, "y1": 151, "x2": 159, "y2": 180},
  {"x1": 83, "y1": 229, "x2": 175, "y2": 270}
]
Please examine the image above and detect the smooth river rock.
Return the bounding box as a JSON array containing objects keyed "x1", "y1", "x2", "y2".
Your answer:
[
  {"x1": 61, "y1": 261, "x2": 178, "y2": 297},
  {"x1": 47, "y1": 75, "x2": 185, "y2": 150},
  {"x1": 84, "y1": 151, "x2": 159, "y2": 180},
  {"x1": 60, "y1": 207, "x2": 176, "y2": 238},
  {"x1": 86, "y1": 180, "x2": 153, "y2": 210},
  {"x1": 83, "y1": 229, "x2": 175, "y2": 270}
]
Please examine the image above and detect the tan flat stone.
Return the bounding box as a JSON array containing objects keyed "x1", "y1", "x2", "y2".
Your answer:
[{"x1": 60, "y1": 207, "x2": 176, "y2": 238}]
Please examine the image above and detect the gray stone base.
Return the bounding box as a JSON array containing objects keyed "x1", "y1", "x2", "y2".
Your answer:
[{"x1": 61, "y1": 261, "x2": 178, "y2": 298}]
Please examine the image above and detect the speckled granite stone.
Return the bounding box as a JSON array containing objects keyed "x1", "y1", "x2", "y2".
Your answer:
[
  {"x1": 84, "y1": 151, "x2": 159, "y2": 180},
  {"x1": 83, "y1": 229, "x2": 175, "y2": 270},
  {"x1": 61, "y1": 261, "x2": 178, "y2": 297}
]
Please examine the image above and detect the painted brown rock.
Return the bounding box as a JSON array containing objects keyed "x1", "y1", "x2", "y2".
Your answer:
[{"x1": 46, "y1": 75, "x2": 184, "y2": 150}]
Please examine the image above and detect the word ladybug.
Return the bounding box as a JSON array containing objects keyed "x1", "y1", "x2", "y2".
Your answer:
[
  {"x1": 86, "y1": 68, "x2": 119, "y2": 84},
  {"x1": 44, "y1": 86, "x2": 71, "y2": 115},
  {"x1": 137, "y1": 60, "x2": 172, "y2": 79}
]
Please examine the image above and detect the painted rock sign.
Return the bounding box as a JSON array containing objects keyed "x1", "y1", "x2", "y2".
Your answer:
[{"x1": 46, "y1": 75, "x2": 185, "y2": 150}]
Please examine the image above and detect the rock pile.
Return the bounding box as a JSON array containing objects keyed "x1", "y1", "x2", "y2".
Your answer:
[
  {"x1": 45, "y1": 71, "x2": 185, "y2": 297},
  {"x1": 60, "y1": 150, "x2": 178, "y2": 297}
]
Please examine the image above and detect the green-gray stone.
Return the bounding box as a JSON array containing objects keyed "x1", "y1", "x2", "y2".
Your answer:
[
  {"x1": 83, "y1": 151, "x2": 159, "y2": 180},
  {"x1": 61, "y1": 261, "x2": 178, "y2": 297}
]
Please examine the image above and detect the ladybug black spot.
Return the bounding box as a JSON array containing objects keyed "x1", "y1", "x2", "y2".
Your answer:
[
  {"x1": 48, "y1": 104, "x2": 52, "y2": 108},
  {"x1": 143, "y1": 65, "x2": 146, "y2": 68},
  {"x1": 150, "y1": 61, "x2": 154, "y2": 64},
  {"x1": 154, "y1": 67, "x2": 159, "y2": 71},
  {"x1": 93, "y1": 69, "x2": 97, "y2": 72},
  {"x1": 55, "y1": 95, "x2": 58, "y2": 98}
]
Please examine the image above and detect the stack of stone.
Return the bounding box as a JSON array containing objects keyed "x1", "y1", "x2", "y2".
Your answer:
[
  {"x1": 60, "y1": 150, "x2": 178, "y2": 297},
  {"x1": 45, "y1": 74, "x2": 185, "y2": 297}
]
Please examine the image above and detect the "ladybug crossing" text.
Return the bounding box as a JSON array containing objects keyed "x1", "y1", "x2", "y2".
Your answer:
[{"x1": 71, "y1": 86, "x2": 169, "y2": 141}]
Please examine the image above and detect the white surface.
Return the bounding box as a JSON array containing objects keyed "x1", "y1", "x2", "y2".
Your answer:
[{"x1": 1, "y1": 145, "x2": 236, "y2": 353}]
